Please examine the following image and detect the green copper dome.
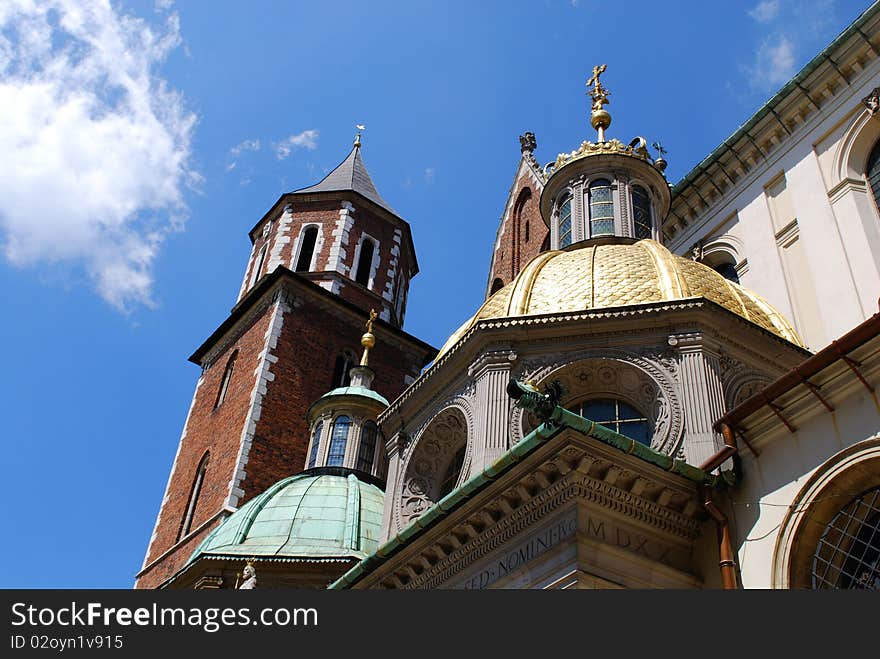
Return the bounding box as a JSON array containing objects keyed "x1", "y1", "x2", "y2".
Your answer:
[
  {"x1": 187, "y1": 469, "x2": 385, "y2": 565},
  {"x1": 319, "y1": 385, "x2": 389, "y2": 407}
]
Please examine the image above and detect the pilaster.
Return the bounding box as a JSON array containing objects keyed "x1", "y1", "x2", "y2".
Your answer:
[
  {"x1": 670, "y1": 333, "x2": 726, "y2": 468},
  {"x1": 468, "y1": 348, "x2": 518, "y2": 467}
]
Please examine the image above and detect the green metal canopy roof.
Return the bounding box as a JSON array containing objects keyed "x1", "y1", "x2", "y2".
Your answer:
[
  {"x1": 318, "y1": 385, "x2": 389, "y2": 407},
  {"x1": 187, "y1": 469, "x2": 385, "y2": 565}
]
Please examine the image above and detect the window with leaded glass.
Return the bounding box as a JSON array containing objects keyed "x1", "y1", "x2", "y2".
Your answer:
[
  {"x1": 558, "y1": 197, "x2": 572, "y2": 247},
  {"x1": 632, "y1": 185, "x2": 652, "y2": 239},
  {"x1": 576, "y1": 399, "x2": 651, "y2": 446},
  {"x1": 811, "y1": 486, "x2": 880, "y2": 590},
  {"x1": 589, "y1": 179, "x2": 614, "y2": 236},
  {"x1": 307, "y1": 421, "x2": 323, "y2": 469},
  {"x1": 356, "y1": 421, "x2": 378, "y2": 473},
  {"x1": 327, "y1": 416, "x2": 350, "y2": 467}
]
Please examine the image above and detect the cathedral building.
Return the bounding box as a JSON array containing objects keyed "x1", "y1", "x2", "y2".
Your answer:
[{"x1": 137, "y1": 4, "x2": 880, "y2": 590}]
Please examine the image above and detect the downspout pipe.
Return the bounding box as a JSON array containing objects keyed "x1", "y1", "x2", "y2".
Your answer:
[
  {"x1": 700, "y1": 421, "x2": 740, "y2": 589},
  {"x1": 701, "y1": 484, "x2": 738, "y2": 589}
]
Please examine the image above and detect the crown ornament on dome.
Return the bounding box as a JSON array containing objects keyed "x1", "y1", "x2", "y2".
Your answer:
[
  {"x1": 542, "y1": 66, "x2": 667, "y2": 179},
  {"x1": 587, "y1": 64, "x2": 611, "y2": 142}
]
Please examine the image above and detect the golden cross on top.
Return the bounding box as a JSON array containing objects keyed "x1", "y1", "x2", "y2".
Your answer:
[{"x1": 586, "y1": 64, "x2": 610, "y2": 112}]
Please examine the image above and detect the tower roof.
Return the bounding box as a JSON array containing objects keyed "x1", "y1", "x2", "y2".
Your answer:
[{"x1": 295, "y1": 144, "x2": 397, "y2": 216}]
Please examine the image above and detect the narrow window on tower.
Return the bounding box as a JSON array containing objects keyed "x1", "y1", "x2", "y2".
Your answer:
[
  {"x1": 632, "y1": 185, "x2": 652, "y2": 239},
  {"x1": 295, "y1": 226, "x2": 319, "y2": 272},
  {"x1": 558, "y1": 197, "x2": 573, "y2": 248},
  {"x1": 214, "y1": 350, "x2": 238, "y2": 409},
  {"x1": 250, "y1": 244, "x2": 269, "y2": 287},
  {"x1": 327, "y1": 416, "x2": 351, "y2": 467},
  {"x1": 356, "y1": 421, "x2": 378, "y2": 473},
  {"x1": 589, "y1": 179, "x2": 614, "y2": 236},
  {"x1": 331, "y1": 350, "x2": 357, "y2": 388},
  {"x1": 178, "y1": 452, "x2": 209, "y2": 541},
  {"x1": 307, "y1": 420, "x2": 323, "y2": 469},
  {"x1": 490, "y1": 278, "x2": 504, "y2": 295},
  {"x1": 525, "y1": 220, "x2": 530, "y2": 242},
  {"x1": 355, "y1": 238, "x2": 375, "y2": 287}
]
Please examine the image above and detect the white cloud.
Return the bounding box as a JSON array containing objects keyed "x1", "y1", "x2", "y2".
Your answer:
[
  {"x1": 0, "y1": 0, "x2": 197, "y2": 312},
  {"x1": 749, "y1": 34, "x2": 796, "y2": 90},
  {"x1": 226, "y1": 138, "x2": 260, "y2": 172},
  {"x1": 748, "y1": 0, "x2": 780, "y2": 23},
  {"x1": 230, "y1": 138, "x2": 260, "y2": 157},
  {"x1": 423, "y1": 168, "x2": 435, "y2": 184},
  {"x1": 274, "y1": 130, "x2": 319, "y2": 160}
]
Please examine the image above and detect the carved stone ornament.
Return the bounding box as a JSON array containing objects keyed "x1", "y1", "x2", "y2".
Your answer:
[
  {"x1": 519, "y1": 131, "x2": 537, "y2": 154},
  {"x1": 395, "y1": 405, "x2": 472, "y2": 531},
  {"x1": 512, "y1": 352, "x2": 683, "y2": 456},
  {"x1": 863, "y1": 86, "x2": 880, "y2": 116},
  {"x1": 238, "y1": 563, "x2": 257, "y2": 589}
]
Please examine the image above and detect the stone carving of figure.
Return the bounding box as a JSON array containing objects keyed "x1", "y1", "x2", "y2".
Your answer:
[
  {"x1": 519, "y1": 132, "x2": 537, "y2": 153},
  {"x1": 238, "y1": 563, "x2": 257, "y2": 589},
  {"x1": 863, "y1": 87, "x2": 880, "y2": 115}
]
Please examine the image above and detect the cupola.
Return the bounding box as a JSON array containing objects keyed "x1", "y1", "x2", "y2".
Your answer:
[
  {"x1": 539, "y1": 65, "x2": 671, "y2": 248},
  {"x1": 303, "y1": 309, "x2": 389, "y2": 480}
]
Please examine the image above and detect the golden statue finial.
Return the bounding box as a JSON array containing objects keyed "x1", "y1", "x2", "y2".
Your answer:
[
  {"x1": 586, "y1": 64, "x2": 611, "y2": 142},
  {"x1": 359, "y1": 308, "x2": 378, "y2": 366},
  {"x1": 354, "y1": 124, "x2": 365, "y2": 148}
]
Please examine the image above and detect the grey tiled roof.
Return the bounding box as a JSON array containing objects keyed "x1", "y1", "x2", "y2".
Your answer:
[{"x1": 295, "y1": 145, "x2": 397, "y2": 216}]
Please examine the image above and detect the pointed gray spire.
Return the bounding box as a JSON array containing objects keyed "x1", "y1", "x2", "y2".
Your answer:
[{"x1": 295, "y1": 143, "x2": 397, "y2": 216}]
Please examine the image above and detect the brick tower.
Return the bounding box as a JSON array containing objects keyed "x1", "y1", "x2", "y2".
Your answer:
[{"x1": 136, "y1": 135, "x2": 436, "y2": 589}]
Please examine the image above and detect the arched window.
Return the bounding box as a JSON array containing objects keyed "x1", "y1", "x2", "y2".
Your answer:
[
  {"x1": 811, "y1": 486, "x2": 880, "y2": 589},
  {"x1": 327, "y1": 416, "x2": 351, "y2": 467},
  {"x1": 525, "y1": 220, "x2": 530, "y2": 243},
  {"x1": 355, "y1": 238, "x2": 375, "y2": 287},
  {"x1": 307, "y1": 421, "x2": 323, "y2": 469},
  {"x1": 711, "y1": 261, "x2": 740, "y2": 284},
  {"x1": 249, "y1": 244, "x2": 268, "y2": 287},
  {"x1": 331, "y1": 350, "x2": 357, "y2": 388},
  {"x1": 214, "y1": 351, "x2": 237, "y2": 409},
  {"x1": 438, "y1": 445, "x2": 466, "y2": 499},
  {"x1": 576, "y1": 399, "x2": 651, "y2": 446},
  {"x1": 356, "y1": 421, "x2": 379, "y2": 473},
  {"x1": 558, "y1": 197, "x2": 573, "y2": 248},
  {"x1": 178, "y1": 452, "x2": 209, "y2": 541},
  {"x1": 589, "y1": 179, "x2": 614, "y2": 237},
  {"x1": 295, "y1": 226, "x2": 319, "y2": 272},
  {"x1": 490, "y1": 278, "x2": 504, "y2": 295},
  {"x1": 866, "y1": 139, "x2": 880, "y2": 214},
  {"x1": 632, "y1": 185, "x2": 652, "y2": 239}
]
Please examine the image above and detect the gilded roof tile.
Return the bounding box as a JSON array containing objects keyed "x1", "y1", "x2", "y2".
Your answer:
[{"x1": 436, "y1": 239, "x2": 803, "y2": 357}]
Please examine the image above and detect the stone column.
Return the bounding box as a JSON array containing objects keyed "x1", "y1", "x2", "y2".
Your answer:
[
  {"x1": 380, "y1": 429, "x2": 407, "y2": 541},
  {"x1": 469, "y1": 348, "x2": 517, "y2": 469},
  {"x1": 671, "y1": 333, "x2": 726, "y2": 469}
]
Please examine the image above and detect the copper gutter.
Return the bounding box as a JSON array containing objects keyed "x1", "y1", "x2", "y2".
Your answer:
[
  {"x1": 699, "y1": 422, "x2": 740, "y2": 589},
  {"x1": 714, "y1": 306, "x2": 880, "y2": 435}
]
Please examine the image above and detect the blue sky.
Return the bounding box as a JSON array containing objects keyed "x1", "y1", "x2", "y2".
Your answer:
[{"x1": 0, "y1": 0, "x2": 872, "y2": 587}]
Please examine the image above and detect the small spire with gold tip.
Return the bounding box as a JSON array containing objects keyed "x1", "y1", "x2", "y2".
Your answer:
[
  {"x1": 359, "y1": 308, "x2": 378, "y2": 367},
  {"x1": 586, "y1": 64, "x2": 611, "y2": 142},
  {"x1": 354, "y1": 124, "x2": 365, "y2": 148}
]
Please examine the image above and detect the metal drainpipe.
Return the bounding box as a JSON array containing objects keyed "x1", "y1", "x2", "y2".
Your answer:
[{"x1": 699, "y1": 422, "x2": 740, "y2": 589}]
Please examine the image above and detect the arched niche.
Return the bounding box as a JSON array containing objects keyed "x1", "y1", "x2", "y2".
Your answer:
[{"x1": 396, "y1": 407, "x2": 470, "y2": 529}]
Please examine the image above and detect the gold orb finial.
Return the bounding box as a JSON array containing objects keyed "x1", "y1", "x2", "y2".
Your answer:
[{"x1": 359, "y1": 309, "x2": 378, "y2": 366}]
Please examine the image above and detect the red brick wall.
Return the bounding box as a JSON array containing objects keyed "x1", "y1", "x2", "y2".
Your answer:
[
  {"x1": 137, "y1": 307, "x2": 274, "y2": 589},
  {"x1": 136, "y1": 284, "x2": 427, "y2": 589},
  {"x1": 487, "y1": 180, "x2": 548, "y2": 296}
]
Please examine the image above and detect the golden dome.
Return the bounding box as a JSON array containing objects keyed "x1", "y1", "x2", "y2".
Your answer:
[{"x1": 438, "y1": 239, "x2": 803, "y2": 357}]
